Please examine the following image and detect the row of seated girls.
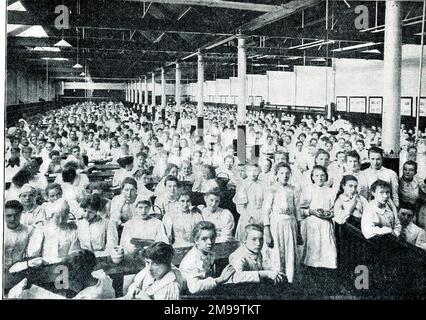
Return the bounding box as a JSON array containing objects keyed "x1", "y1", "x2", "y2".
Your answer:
[{"x1": 4, "y1": 101, "x2": 426, "y2": 299}]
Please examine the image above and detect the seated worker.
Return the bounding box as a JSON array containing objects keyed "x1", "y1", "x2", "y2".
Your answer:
[
  {"x1": 112, "y1": 156, "x2": 134, "y2": 188},
  {"x1": 54, "y1": 161, "x2": 90, "y2": 191},
  {"x1": 4, "y1": 200, "x2": 33, "y2": 272},
  {"x1": 228, "y1": 224, "x2": 285, "y2": 284},
  {"x1": 86, "y1": 138, "x2": 111, "y2": 163},
  {"x1": 154, "y1": 164, "x2": 179, "y2": 196},
  {"x1": 361, "y1": 180, "x2": 402, "y2": 239},
  {"x1": 44, "y1": 150, "x2": 64, "y2": 175},
  {"x1": 107, "y1": 177, "x2": 138, "y2": 248},
  {"x1": 198, "y1": 189, "x2": 235, "y2": 243},
  {"x1": 363, "y1": 147, "x2": 399, "y2": 207},
  {"x1": 27, "y1": 199, "x2": 81, "y2": 264},
  {"x1": 163, "y1": 187, "x2": 203, "y2": 247},
  {"x1": 120, "y1": 199, "x2": 169, "y2": 255},
  {"x1": 133, "y1": 169, "x2": 154, "y2": 201},
  {"x1": 178, "y1": 160, "x2": 195, "y2": 184},
  {"x1": 18, "y1": 184, "x2": 45, "y2": 228},
  {"x1": 215, "y1": 155, "x2": 238, "y2": 184},
  {"x1": 76, "y1": 194, "x2": 109, "y2": 256},
  {"x1": 192, "y1": 165, "x2": 220, "y2": 193},
  {"x1": 398, "y1": 206, "x2": 426, "y2": 251},
  {"x1": 179, "y1": 221, "x2": 235, "y2": 294},
  {"x1": 154, "y1": 175, "x2": 180, "y2": 217},
  {"x1": 124, "y1": 242, "x2": 184, "y2": 300},
  {"x1": 65, "y1": 146, "x2": 86, "y2": 170},
  {"x1": 85, "y1": 182, "x2": 111, "y2": 219},
  {"x1": 398, "y1": 160, "x2": 426, "y2": 209}
]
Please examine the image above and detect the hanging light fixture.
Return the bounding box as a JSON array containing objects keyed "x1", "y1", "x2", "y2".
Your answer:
[
  {"x1": 54, "y1": 39, "x2": 72, "y2": 47},
  {"x1": 73, "y1": 28, "x2": 83, "y2": 68}
]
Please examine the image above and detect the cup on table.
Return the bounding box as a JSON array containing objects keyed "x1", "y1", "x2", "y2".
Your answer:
[{"x1": 111, "y1": 245, "x2": 124, "y2": 264}]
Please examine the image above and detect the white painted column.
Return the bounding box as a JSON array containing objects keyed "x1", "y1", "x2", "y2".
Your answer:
[
  {"x1": 175, "y1": 63, "x2": 182, "y2": 111},
  {"x1": 237, "y1": 35, "x2": 247, "y2": 162},
  {"x1": 144, "y1": 76, "x2": 149, "y2": 105},
  {"x1": 139, "y1": 79, "x2": 143, "y2": 104},
  {"x1": 382, "y1": 1, "x2": 402, "y2": 154},
  {"x1": 237, "y1": 36, "x2": 247, "y2": 124},
  {"x1": 152, "y1": 72, "x2": 156, "y2": 106},
  {"x1": 197, "y1": 52, "x2": 205, "y2": 136},
  {"x1": 161, "y1": 68, "x2": 166, "y2": 108}
]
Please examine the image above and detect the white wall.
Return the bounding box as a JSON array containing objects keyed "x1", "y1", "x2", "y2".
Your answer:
[{"x1": 180, "y1": 44, "x2": 426, "y2": 110}]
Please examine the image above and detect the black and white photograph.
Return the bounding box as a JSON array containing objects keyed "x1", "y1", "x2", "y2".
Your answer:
[{"x1": 2, "y1": 0, "x2": 426, "y2": 307}]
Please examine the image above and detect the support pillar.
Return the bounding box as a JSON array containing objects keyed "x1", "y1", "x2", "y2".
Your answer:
[
  {"x1": 197, "y1": 52, "x2": 204, "y2": 137},
  {"x1": 382, "y1": 1, "x2": 402, "y2": 155},
  {"x1": 161, "y1": 68, "x2": 166, "y2": 109},
  {"x1": 152, "y1": 72, "x2": 156, "y2": 106},
  {"x1": 139, "y1": 79, "x2": 143, "y2": 105},
  {"x1": 144, "y1": 76, "x2": 149, "y2": 106},
  {"x1": 237, "y1": 35, "x2": 247, "y2": 162},
  {"x1": 175, "y1": 63, "x2": 182, "y2": 127}
]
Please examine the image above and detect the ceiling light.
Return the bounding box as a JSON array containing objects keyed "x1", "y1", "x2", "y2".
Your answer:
[
  {"x1": 73, "y1": 63, "x2": 83, "y2": 69},
  {"x1": 54, "y1": 39, "x2": 72, "y2": 47},
  {"x1": 332, "y1": 42, "x2": 377, "y2": 52},
  {"x1": 17, "y1": 25, "x2": 48, "y2": 38},
  {"x1": 7, "y1": 1, "x2": 27, "y2": 11},
  {"x1": 32, "y1": 47, "x2": 61, "y2": 52},
  {"x1": 42, "y1": 57, "x2": 69, "y2": 61},
  {"x1": 362, "y1": 49, "x2": 381, "y2": 54}
]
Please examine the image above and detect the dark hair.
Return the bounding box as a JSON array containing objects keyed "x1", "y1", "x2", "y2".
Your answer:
[
  {"x1": 370, "y1": 179, "x2": 391, "y2": 193},
  {"x1": 12, "y1": 168, "x2": 32, "y2": 188},
  {"x1": 403, "y1": 160, "x2": 417, "y2": 173},
  {"x1": 5, "y1": 200, "x2": 24, "y2": 214},
  {"x1": 117, "y1": 156, "x2": 134, "y2": 168},
  {"x1": 368, "y1": 146, "x2": 383, "y2": 158},
  {"x1": 7, "y1": 155, "x2": 20, "y2": 168},
  {"x1": 64, "y1": 250, "x2": 97, "y2": 284},
  {"x1": 121, "y1": 177, "x2": 138, "y2": 190},
  {"x1": 346, "y1": 150, "x2": 360, "y2": 162},
  {"x1": 62, "y1": 167, "x2": 77, "y2": 184},
  {"x1": 191, "y1": 221, "x2": 217, "y2": 242},
  {"x1": 165, "y1": 163, "x2": 179, "y2": 176},
  {"x1": 177, "y1": 186, "x2": 192, "y2": 200},
  {"x1": 164, "y1": 175, "x2": 179, "y2": 187},
  {"x1": 142, "y1": 242, "x2": 174, "y2": 265},
  {"x1": 49, "y1": 150, "x2": 61, "y2": 159},
  {"x1": 310, "y1": 165, "x2": 329, "y2": 184},
  {"x1": 274, "y1": 162, "x2": 291, "y2": 176},
  {"x1": 204, "y1": 187, "x2": 221, "y2": 199},
  {"x1": 356, "y1": 139, "x2": 365, "y2": 146},
  {"x1": 314, "y1": 149, "x2": 330, "y2": 163},
  {"x1": 335, "y1": 175, "x2": 358, "y2": 202},
  {"x1": 80, "y1": 193, "x2": 106, "y2": 212}
]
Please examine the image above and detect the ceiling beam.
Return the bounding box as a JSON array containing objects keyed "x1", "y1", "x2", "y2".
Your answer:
[
  {"x1": 121, "y1": 0, "x2": 282, "y2": 13},
  {"x1": 7, "y1": 10, "x2": 233, "y2": 35},
  {"x1": 177, "y1": 0, "x2": 324, "y2": 62}
]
